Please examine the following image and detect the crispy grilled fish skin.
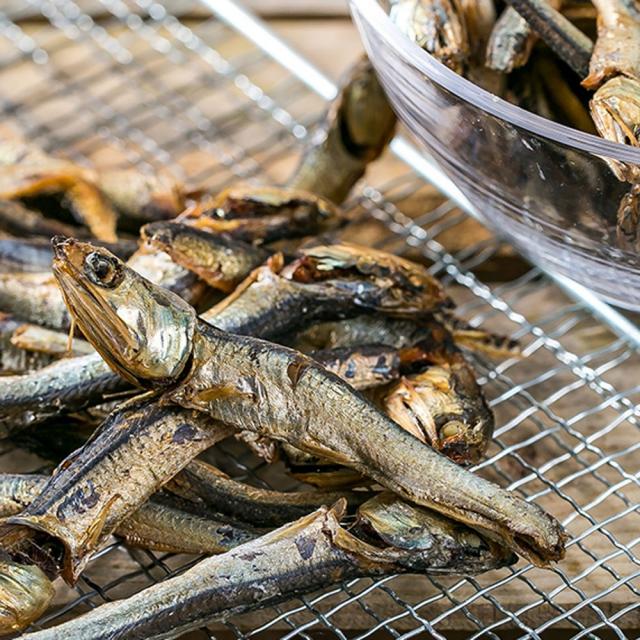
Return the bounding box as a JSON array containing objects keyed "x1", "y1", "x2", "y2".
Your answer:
[
  {"x1": 167, "y1": 460, "x2": 369, "y2": 527},
  {"x1": 377, "y1": 359, "x2": 494, "y2": 465},
  {"x1": 203, "y1": 243, "x2": 448, "y2": 337},
  {"x1": 582, "y1": 0, "x2": 640, "y2": 89},
  {"x1": 141, "y1": 221, "x2": 269, "y2": 293},
  {"x1": 52, "y1": 238, "x2": 566, "y2": 565},
  {"x1": 0, "y1": 475, "x2": 260, "y2": 557},
  {"x1": 17, "y1": 502, "x2": 514, "y2": 640},
  {"x1": 313, "y1": 344, "x2": 401, "y2": 390},
  {"x1": 389, "y1": 0, "x2": 470, "y2": 73},
  {"x1": 289, "y1": 58, "x2": 396, "y2": 204},
  {"x1": 0, "y1": 397, "x2": 231, "y2": 584},
  {"x1": 0, "y1": 199, "x2": 80, "y2": 239},
  {"x1": 183, "y1": 185, "x2": 343, "y2": 243}
]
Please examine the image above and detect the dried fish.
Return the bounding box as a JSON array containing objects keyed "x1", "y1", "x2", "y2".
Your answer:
[
  {"x1": 0, "y1": 199, "x2": 80, "y2": 239},
  {"x1": 0, "y1": 142, "x2": 118, "y2": 242},
  {"x1": 167, "y1": 460, "x2": 369, "y2": 527},
  {"x1": 0, "y1": 475, "x2": 260, "y2": 557},
  {"x1": 376, "y1": 357, "x2": 494, "y2": 465},
  {"x1": 0, "y1": 397, "x2": 231, "y2": 584},
  {"x1": 289, "y1": 58, "x2": 396, "y2": 203},
  {"x1": 582, "y1": 0, "x2": 640, "y2": 90},
  {"x1": 388, "y1": 0, "x2": 470, "y2": 73},
  {"x1": 141, "y1": 221, "x2": 270, "y2": 293},
  {"x1": 52, "y1": 239, "x2": 566, "y2": 565},
  {"x1": 203, "y1": 243, "x2": 449, "y2": 337},
  {"x1": 182, "y1": 185, "x2": 343, "y2": 243},
  {"x1": 17, "y1": 501, "x2": 514, "y2": 640}
]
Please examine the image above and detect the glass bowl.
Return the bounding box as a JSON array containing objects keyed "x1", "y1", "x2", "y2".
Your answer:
[{"x1": 349, "y1": 0, "x2": 640, "y2": 310}]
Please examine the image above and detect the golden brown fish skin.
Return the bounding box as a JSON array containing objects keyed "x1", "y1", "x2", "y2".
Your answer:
[
  {"x1": 314, "y1": 344, "x2": 401, "y2": 390},
  {"x1": 96, "y1": 168, "x2": 184, "y2": 226},
  {"x1": 590, "y1": 76, "x2": 640, "y2": 184},
  {"x1": 183, "y1": 185, "x2": 343, "y2": 243},
  {"x1": 0, "y1": 397, "x2": 231, "y2": 585},
  {"x1": 167, "y1": 460, "x2": 370, "y2": 527},
  {"x1": 389, "y1": 0, "x2": 470, "y2": 73},
  {"x1": 0, "y1": 559, "x2": 53, "y2": 636},
  {"x1": 18, "y1": 502, "x2": 514, "y2": 640},
  {"x1": 140, "y1": 221, "x2": 269, "y2": 293},
  {"x1": 0, "y1": 475, "x2": 260, "y2": 557},
  {"x1": 289, "y1": 58, "x2": 397, "y2": 204},
  {"x1": 582, "y1": 0, "x2": 640, "y2": 89},
  {"x1": 52, "y1": 240, "x2": 566, "y2": 566},
  {"x1": 376, "y1": 358, "x2": 494, "y2": 465},
  {"x1": 617, "y1": 183, "x2": 640, "y2": 249},
  {"x1": 203, "y1": 243, "x2": 449, "y2": 338}
]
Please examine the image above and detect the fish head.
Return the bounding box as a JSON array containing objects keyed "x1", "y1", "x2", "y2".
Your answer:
[
  {"x1": 383, "y1": 359, "x2": 493, "y2": 465},
  {"x1": 355, "y1": 492, "x2": 516, "y2": 573},
  {"x1": 51, "y1": 236, "x2": 196, "y2": 387},
  {"x1": 0, "y1": 558, "x2": 54, "y2": 634},
  {"x1": 284, "y1": 243, "x2": 450, "y2": 315}
]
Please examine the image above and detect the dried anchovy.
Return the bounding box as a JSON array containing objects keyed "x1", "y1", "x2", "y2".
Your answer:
[
  {"x1": 51, "y1": 238, "x2": 566, "y2": 565},
  {"x1": 18, "y1": 501, "x2": 514, "y2": 640}
]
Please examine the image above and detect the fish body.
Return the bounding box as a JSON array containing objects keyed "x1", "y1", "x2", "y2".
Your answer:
[
  {"x1": 18, "y1": 502, "x2": 513, "y2": 640},
  {"x1": 289, "y1": 59, "x2": 396, "y2": 203}
]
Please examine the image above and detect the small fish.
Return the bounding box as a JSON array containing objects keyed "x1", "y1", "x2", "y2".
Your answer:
[
  {"x1": 0, "y1": 237, "x2": 138, "y2": 274},
  {"x1": 17, "y1": 501, "x2": 514, "y2": 640},
  {"x1": 141, "y1": 221, "x2": 269, "y2": 293},
  {"x1": 582, "y1": 0, "x2": 640, "y2": 90},
  {"x1": 500, "y1": 0, "x2": 592, "y2": 77},
  {"x1": 0, "y1": 559, "x2": 53, "y2": 636},
  {"x1": 203, "y1": 243, "x2": 449, "y2": 338},
  {"x1": 52, "y1": 238, "x2": 567, "y2": 566},
  {"x1": 388, "y1": 0, "x2": 470, "y2": 73},
  {"x1": 289, "y1": 58, "x2": 397, "y2": 204},
  {"x1": 0, "y1": 397, "x2": 231, "y2": 585},
  {"x1": 486, "y1": 1, "x2": 562, "y2": 73},
  {"x1": 167, "y1": 460, "x2": 370, "y2": 527},
  {"x1": 376, "y1": 357, "x2": 494, "y2": 465},
  {"x1": 590, "y1": 76, "x2": 640, "y2": 182},
  {"x1": 0, "y1": 142, "x2": 118, "y2": 242},
  {"x1": 0, "y1": 199, "x2": 80, "y2": 239},
  {"x1": 182, "y1": 185, "x2": 343, "y2": 244},
  {"x1": 0, "y1": 474, "x2": 260, "y2": 557}
]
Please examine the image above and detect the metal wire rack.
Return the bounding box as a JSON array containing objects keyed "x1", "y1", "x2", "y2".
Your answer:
[{"x1": 2, "y1": 1, "x2": 640, "y2": 638}]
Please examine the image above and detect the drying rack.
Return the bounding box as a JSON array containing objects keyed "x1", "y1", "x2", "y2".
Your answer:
[{"x1": 2, "y1": 1, "x2": 640, "y2": 638}]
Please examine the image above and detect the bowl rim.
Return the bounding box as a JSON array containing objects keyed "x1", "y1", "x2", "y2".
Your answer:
[{"x1": 349, "y1": 0, "x2": 640, "y2": 164}]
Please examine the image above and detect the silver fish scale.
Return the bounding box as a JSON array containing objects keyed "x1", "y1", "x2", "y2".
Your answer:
[{"x1": 1, "y1": 1, "x2": 640, "y2": 638}]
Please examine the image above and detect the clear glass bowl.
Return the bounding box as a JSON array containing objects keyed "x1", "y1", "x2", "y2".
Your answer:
[{"x1": 350, "y1": 0, "x2": 640, "y2": 309}]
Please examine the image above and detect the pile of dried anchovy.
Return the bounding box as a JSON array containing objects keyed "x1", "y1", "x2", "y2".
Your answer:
[
  {"x1": 388, "y1": 0, "x2": 640, "y2": 247},
  {"x1": 0, "y1": 58, "x2": 566, "y2": 640}
]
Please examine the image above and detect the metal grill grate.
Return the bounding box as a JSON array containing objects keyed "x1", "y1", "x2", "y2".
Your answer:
[{"x1": 2, "y1": 1, "x2": 640, "y2": 638}]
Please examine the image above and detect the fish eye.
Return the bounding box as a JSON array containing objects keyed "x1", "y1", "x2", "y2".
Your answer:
[{"x1": 84, "y1": 252, "x2": 122, "y2": 288}]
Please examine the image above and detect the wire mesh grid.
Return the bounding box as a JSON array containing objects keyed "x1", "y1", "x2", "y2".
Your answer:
[{"x1": 1, "y1": 1, "x2": 640, "y2": 638}]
